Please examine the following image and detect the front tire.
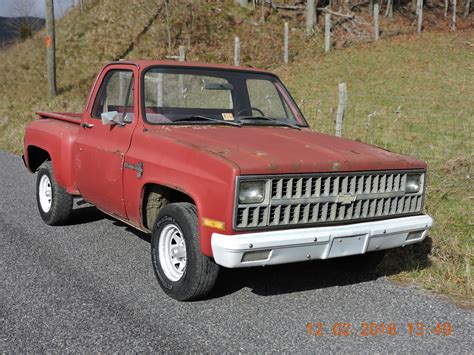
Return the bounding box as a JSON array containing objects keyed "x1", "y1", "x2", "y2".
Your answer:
[
  {"x1": 36, "y1": 161, "x2": 73, "y2": 225},
  {"x1": 151, "y1": 203, "x2": 219, "y2": 301}
]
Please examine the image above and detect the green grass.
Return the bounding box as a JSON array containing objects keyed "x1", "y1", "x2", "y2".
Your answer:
[
  {"x1": 0, "y1": 0, "x2": 472, "y2": 305},
  {"x1": 277, "y1": 32, "x2": 473, "y2": 305}
]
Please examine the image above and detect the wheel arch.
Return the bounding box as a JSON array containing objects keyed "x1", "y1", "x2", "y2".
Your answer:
[
  {"x1": 141, "y1": 182, "x2": 197, "y2": 232},
  {"x1": 26, "y1": 145, "x2": 51, "y2": 172}
]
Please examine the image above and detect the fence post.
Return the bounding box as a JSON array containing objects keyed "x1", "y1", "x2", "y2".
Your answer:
[
  {"x1": 234, "y1": 36, "x2": 240, "y2": 66},
  {"x1": 283, "y1": 22, "x2": 289, "y2": 64},
  {"x1": 179, "y1": 45, "x2": 186, "y2": 61},
  {"x1": 374, "y1": 3, "x2": 380, "y2": 40},
  {"x1": 416, "y1": 0, "x2": 423, "y2": 34},
  {"x1": 452, "y1": 0, "x2": 457, "y2": 30},
  {"x1": 306, "y1": 0, "x2": 316, "y2": 35},
  {"x1": 335, "y1": 82, "x2": 347, "y2": 137},
  {"x1": 324, "y1": 14, "x2": 331, "y2": 53}
]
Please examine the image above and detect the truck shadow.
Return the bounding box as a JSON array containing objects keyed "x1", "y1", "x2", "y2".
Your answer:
[
  {"x1": 210, "y1": 237, "x2": 432, "y2": 298},
  {"x1": 67, "y1": 205, "x2": 432, "y2": 298},
  {"x1": 68, "y1": 205, "x2": 107, "y2": 225}
]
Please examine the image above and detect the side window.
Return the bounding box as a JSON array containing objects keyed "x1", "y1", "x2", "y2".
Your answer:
[
  {"x1": 246, "y1": 79, "x2": 294, "y2": 120},
  {"x1": 92, "y1": 70, "x2": 134, "y2": 122}
]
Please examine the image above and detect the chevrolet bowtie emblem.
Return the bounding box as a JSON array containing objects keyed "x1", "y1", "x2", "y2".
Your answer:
[{"x1": 336, "y1": 194, "x2": 357, "y2": 205}]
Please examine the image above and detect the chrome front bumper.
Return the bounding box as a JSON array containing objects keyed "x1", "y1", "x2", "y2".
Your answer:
[{"x1": 211, "y1": 215, "x2": 433, "y2": 268}]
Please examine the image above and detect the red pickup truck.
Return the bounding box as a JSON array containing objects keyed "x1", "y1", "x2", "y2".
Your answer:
[{"x1": 23, "y1": 60, "x2": 432, "y2": 300}]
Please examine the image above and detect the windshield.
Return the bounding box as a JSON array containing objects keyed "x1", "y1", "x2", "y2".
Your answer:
[{"x1": 142, "y1": 67, "x2": 307, "y2": 127}]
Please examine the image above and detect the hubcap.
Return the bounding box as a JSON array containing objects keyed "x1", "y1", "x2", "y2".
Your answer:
[
  {"x1": 39, "y1": 175, "x2": 52, "y2": 213},
  {"x1": 158, "y1": 223, "x2": 187, "y2": 282}
]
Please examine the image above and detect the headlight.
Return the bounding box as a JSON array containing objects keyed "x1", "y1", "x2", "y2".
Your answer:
[
  {"x1": 239, "y1": 181, "x2": 265, "y2": 204},
  {"x1": 405, "y1": 174, "x2": 421, "y2": 193}
]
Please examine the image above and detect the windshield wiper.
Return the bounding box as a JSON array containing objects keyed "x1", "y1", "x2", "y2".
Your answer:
[
  {"x1": 238, "y1": 115, "x2": 301, "y2": 130},
  {"x1": 173, "y1": 115, "x2": 242, "y2": 127}
]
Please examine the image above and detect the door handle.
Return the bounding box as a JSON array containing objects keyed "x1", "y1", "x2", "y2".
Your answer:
[{"x1": 81, "y1": 122, "x2": 94, "y2": 129}]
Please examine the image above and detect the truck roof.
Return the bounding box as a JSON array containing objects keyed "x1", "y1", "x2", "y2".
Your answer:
[{"x1": 109, "y1": 60, "x2": 275, "y2": 75}]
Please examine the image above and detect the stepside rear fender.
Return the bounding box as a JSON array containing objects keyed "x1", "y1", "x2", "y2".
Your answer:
[{"x1": 24, "y1": 119, "x2": 80, "y2": 195}]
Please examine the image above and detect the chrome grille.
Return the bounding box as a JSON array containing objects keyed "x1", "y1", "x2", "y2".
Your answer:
[{"x1": 235, "y1": 171, "x2": 425, "y2": 230}]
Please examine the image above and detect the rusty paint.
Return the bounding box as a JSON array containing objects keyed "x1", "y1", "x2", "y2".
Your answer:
[
  {"x1": 292, "y1": 160, "x2": 303, "y2": 170},
  {"x1": 332, "y1": 161, "x2": 341, "y2": 171},
  {"x1": 268, "y1": 162, "x2": 279, "y2": 172}
]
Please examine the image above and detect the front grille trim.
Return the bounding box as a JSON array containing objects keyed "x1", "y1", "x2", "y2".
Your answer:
[{"x1": 234, "y1": 169, "x2": 426, "y2": 231}]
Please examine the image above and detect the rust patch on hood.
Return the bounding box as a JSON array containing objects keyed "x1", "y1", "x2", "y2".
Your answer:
[
  {"x1": 268, "y1": 161, "x2": 279, "y2": 172},
  {"x1": 292, "y1": 160, "x2": 304, "y2": 170}
]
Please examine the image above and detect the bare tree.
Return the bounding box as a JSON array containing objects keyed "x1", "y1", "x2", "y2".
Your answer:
[
  {"x1": 385, "y1": 0, "x2": 393, "y2": 17},
  {"x1": 306, "y1": 0, "x2": 317, "y2": 35},
  {"x1": 163, "y1": 0, "x2": 172, "y2": 52},
  {"x1": 10, "y1": 0, "x2": 41, "y2": 40},
  {"x1": 464, "y1": 0, "x2": 471, "y2": 18}
]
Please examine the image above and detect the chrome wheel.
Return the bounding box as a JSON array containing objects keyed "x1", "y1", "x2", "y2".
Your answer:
[
  {"x1": 38, "y1": 174, "x2": 52, "y2": 213},
  {"x1": 158, "y1": 223, "x2": 187, "y2": 282}
]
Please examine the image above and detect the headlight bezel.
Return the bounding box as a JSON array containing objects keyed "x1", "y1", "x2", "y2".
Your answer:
[
  {"x1": 405, "y1": 173, "x2": 423, "y2": 194},
  {"x1": 238, "y1": 180, "x2": 267, "y2": 204}
]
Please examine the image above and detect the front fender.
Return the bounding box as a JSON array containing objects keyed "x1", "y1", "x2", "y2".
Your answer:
[{"x1": 123, "y1": 130, "x2": 239, "y2": 257}]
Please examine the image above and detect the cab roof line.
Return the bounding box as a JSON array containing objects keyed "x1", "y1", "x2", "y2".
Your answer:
[{"x1": 109, "y1": 61, "x2": 141, "y2": 69}]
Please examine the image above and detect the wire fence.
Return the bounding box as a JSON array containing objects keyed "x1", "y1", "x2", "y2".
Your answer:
[{"x1": 299, "y1": 91, "x2": 474, "y2": 170}]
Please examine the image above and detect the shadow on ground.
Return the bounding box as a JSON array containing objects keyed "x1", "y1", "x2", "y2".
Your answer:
[
  {"x1": 211, "y1": 237, "x2": 432, "y2": 298},
  {"x1": 68, "y1": 204, "x2": 432, "y2": 298}
]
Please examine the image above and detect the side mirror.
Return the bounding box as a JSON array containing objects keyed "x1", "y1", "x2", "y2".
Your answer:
[{"x1": 101, "y1": 111, "x2": 125, "y2": 126}]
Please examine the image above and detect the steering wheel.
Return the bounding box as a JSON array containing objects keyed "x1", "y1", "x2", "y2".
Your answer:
[{"x1": 236, "y1": 107, "x2": 265, "y2": 117}]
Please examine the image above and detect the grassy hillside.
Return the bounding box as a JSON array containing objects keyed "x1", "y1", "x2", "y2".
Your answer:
[
  {"x1": 277, "y1": 32, "x2": 473, "y2": 304},
  {"x1": 0, "y1": 0, "x2": 472, "y2": 304}
]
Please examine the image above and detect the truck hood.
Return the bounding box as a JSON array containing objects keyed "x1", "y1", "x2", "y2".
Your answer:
[{"x1": 150, "y1": 125, "x2": 426, "y2": 175}]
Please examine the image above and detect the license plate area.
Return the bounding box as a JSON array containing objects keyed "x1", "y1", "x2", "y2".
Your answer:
[{"x1": 328, "y1": 234, "x2": 367, "y2": 258}]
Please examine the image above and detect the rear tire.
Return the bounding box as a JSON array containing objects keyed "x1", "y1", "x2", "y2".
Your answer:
[
  {"x1": 36, "y1": 161, "x2": 73, "y2": 225},
  {"x1": 151, "y1": 203, "x2": 219, "y2": 301}
]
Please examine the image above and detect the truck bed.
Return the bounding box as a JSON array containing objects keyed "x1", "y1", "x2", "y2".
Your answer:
[{"x1": 37, "y1": 111, "x2": 82, "y2": 125}]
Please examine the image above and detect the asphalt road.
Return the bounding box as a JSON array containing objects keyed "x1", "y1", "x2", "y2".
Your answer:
[{"x1": 1, "y1": 150, "x2": 472, "y2": 352}]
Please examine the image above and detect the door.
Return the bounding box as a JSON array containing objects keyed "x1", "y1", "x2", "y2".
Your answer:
[{"x1": 74, "y1": 65, "x2": 138, "y2": 217}]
